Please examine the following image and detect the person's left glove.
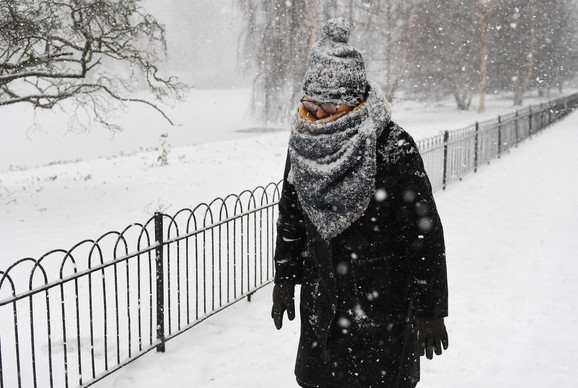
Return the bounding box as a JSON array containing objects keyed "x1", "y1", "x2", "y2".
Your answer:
[
  {"x1": 271, "y1": 282, "x2": 295, "y2": 330},
  {"x1": 418, "y1": 317, "x2": 449, "y2": 359}
]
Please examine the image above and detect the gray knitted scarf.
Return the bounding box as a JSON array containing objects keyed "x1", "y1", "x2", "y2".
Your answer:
[{"x1": 289, "y1": 80, "x2": 392, "y2": 240}]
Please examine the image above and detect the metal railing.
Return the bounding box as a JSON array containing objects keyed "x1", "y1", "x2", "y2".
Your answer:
[
  {"x1": 1, "y1": 92, "x2": 577, "y2": 388},
  {"x1": 0, "y1": 184, "x2": 281, "y2": 388},
  {"x1": 417, "y1": 94, "x2": 578, "y2": 191}
]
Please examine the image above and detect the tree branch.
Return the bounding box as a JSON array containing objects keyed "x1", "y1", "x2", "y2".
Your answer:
[{"x1": 0, "y1": 0, "x2": 187, "y2": 130}]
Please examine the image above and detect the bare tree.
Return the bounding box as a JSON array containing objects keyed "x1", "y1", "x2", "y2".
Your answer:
[
  {"x1": 539, "y1": 0, "x2": 578, "y2": 95},
  {"x1": 239, "y1": 0, "x2": 578, "y2": 120},
  {"x1": 238, "y1": 0, "x2": 317, "y2": 124},
  {"x1": 490, "y1": 0, "x2": 578, "y2": 103},
  {"x1": 407, "y1": 0, "x2": 479, "y2": 110},
  {"x1": 0, "y1": 0, "x2": 187, "y2": 131},
  {"x1": 353, "y1": 0, "x2": 417, "y2": 103},
  {"x1": 477, "y1": 0, "x2": 496, "y2": 112}
]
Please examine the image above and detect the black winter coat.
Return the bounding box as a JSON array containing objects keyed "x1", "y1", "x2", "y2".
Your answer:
[{"x1": 274, "y1": 121, "x2": 448, "y2": 388}]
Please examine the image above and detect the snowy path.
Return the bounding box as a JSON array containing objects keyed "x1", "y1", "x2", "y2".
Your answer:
[{"x1": 93, "y1": 113, "x2": 578, "y2": 388}]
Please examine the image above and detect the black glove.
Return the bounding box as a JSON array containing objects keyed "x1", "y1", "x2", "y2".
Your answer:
[
  {"x1": 418, "y1": 317, "x2": 449, "y2": 359},
  {"x1": 271, "y1": 282, "x2": 295, "y2": 330}
]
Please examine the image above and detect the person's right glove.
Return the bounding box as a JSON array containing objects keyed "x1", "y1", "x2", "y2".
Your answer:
[
  {"x1": 271, "y1": 282, "x2": 295, "y2": 330},
  {"x1": 417, "y1": 317, "x2": 449, "y2": 359}
]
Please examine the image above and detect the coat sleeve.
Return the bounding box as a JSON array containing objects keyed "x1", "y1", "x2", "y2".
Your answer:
[
  {"x1": 273, "y1": 151, "x2": 307, "y2": 284},
  {"x1": 391, "y1": 131, "x2": 448, "y2": 319}
]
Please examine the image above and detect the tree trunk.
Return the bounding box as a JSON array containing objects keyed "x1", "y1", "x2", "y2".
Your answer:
[
  {"x1": 477, "y1": 0, "x2": 496, "y2": 113},
  {"x1": 446, "y1": 70, "x2": 472, "y2": 111},
  {"x1": 305, "y1": 0, "x2": 318, "y2": 51},
  {"x1": 454, "y1": 90, "x2": 472, "y2": 110},
  {"x1": 348, "y1": 0, "x2": 354, "y2": 21},
  {"x1": 384, "y1": 0, "x2": 393, "y2": 96},
  {"x1": 514, "y1": 0, "x2": 536, "y2": 106},
  {"x1": 385, "y1": 0, "x2": 416, "y2": 103}
]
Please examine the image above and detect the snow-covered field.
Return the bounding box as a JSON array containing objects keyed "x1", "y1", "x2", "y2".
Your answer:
[
  {"x1": 0, "y1": 88, "x2": 563, "y2": 264},
  {"x1": 93, "y1": 108, "x2": 578, "y2": 388}
]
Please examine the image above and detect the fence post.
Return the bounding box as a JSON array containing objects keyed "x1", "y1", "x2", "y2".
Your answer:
[
  {"x1": 539, "y1": 103, "x2": 544, "y2": 132},
  {"x1": 442, "y1": 130, "x2": 449, "y2": 190},
  {"x1": 0, "y1": 337, "x2": 4, "y2": 388},
  {"x1": 497, "y1": 115, "x2": 502, "y2": 158},
  {"x1": 474, "y1": 122, "x2": 479, "y2": 173},
  {"x1": 154, "y1": 212, "x2": 166, "y2": 353},
  {"x1": 528, "y1": 106, "x2": 533, "y2": 138},
  {"x1": 514, "y1": 110, "x2": 519, "y2": 147}
]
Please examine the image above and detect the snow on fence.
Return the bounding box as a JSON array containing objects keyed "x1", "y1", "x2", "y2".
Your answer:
[{"x1": 1, "y1": 93, "x2": 577, "y2": 388}]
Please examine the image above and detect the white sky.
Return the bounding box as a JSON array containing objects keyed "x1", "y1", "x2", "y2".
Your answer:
[{"x1": 144, "y1": 0, "x2": 246, "y2": 88}]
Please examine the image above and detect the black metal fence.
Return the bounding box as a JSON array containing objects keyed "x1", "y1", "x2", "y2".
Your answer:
[
  {"x1": 417, "y1": 94, "x2": 578, "y2": 192},
  {"x1": 1, "y1": 92, "x2": 577, "y2": 388},
  {"x1": 0, "y1": 184, "x2": 281, "y2": 388}
]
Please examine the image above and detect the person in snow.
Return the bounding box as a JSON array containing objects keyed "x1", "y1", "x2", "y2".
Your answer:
[{"x1": 271, "y1": 17, "x2": 449, "y2": 388}]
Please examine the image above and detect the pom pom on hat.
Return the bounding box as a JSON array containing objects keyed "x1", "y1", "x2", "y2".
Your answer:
[
  {"x1": 302, "y1": 18, "x2": 367, "y2": 106},
  {"x1": 322, "y1": 17, "x2": 351, "y2": 43}
]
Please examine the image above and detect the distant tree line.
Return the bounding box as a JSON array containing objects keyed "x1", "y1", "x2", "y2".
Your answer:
[{"x1": 239, "y1": 0, "x2": 578, "y2": 122}]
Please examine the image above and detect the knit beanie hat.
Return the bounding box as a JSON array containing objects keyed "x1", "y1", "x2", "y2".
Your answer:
[{"x1": 302, "y1": 17, "x2": 368, "y2": 106}]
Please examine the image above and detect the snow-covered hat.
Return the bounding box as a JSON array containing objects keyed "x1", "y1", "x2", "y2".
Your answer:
[{"x1": 302, "y1": 17, "x2": 367, "y2": 106}]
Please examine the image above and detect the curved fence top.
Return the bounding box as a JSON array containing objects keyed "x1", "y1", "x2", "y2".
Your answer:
[{"x1": 0, "y1": 181, "x2": 283, "y2": 305}]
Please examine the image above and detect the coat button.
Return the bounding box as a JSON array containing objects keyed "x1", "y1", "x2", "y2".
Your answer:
[
  {"x1": 329, "y1": 272, "x2": 334, "y2": 279},
  {"x1": 325, "y1": 240, "x2": 331, "y2": 246},
  {"x1": 331, "y1": 304, "x2": 336, "y2": 312}
]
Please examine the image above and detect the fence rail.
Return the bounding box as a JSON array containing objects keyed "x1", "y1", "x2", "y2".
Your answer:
[{"x1": 1, "y1": 92, "x2": 577, "y2": 388}]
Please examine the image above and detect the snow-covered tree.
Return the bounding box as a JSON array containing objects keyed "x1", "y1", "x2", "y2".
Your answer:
[
  {"x1": 491, "y1": 0, "x2": 578, "y2": 105},
  {"x1": 352, "y1": 0, "x2": 418, "y2": 103},
  {"x1": 238, "y1": 0, "x2": 317, "y2": 124},
  {"x1": 0, "y1": 0, "x2": 186, "y2": 131},
  {"x1": 531, "y1": 0, "x2": 578, "y2": 96},
  {"x1": 407, "y1": 0, "x2": 481, "y2": 110},
  {"x1": 239, "y1": 0, "x2": 578, "y2": 119}
]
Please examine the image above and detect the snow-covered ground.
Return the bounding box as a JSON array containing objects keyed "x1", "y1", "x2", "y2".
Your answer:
[
  {"x1": 0, "y1": 88, "x2": 563, "y2": 265},
  {"x1": 92, "y1": 109, "x2": 578, "y2": 388}
]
